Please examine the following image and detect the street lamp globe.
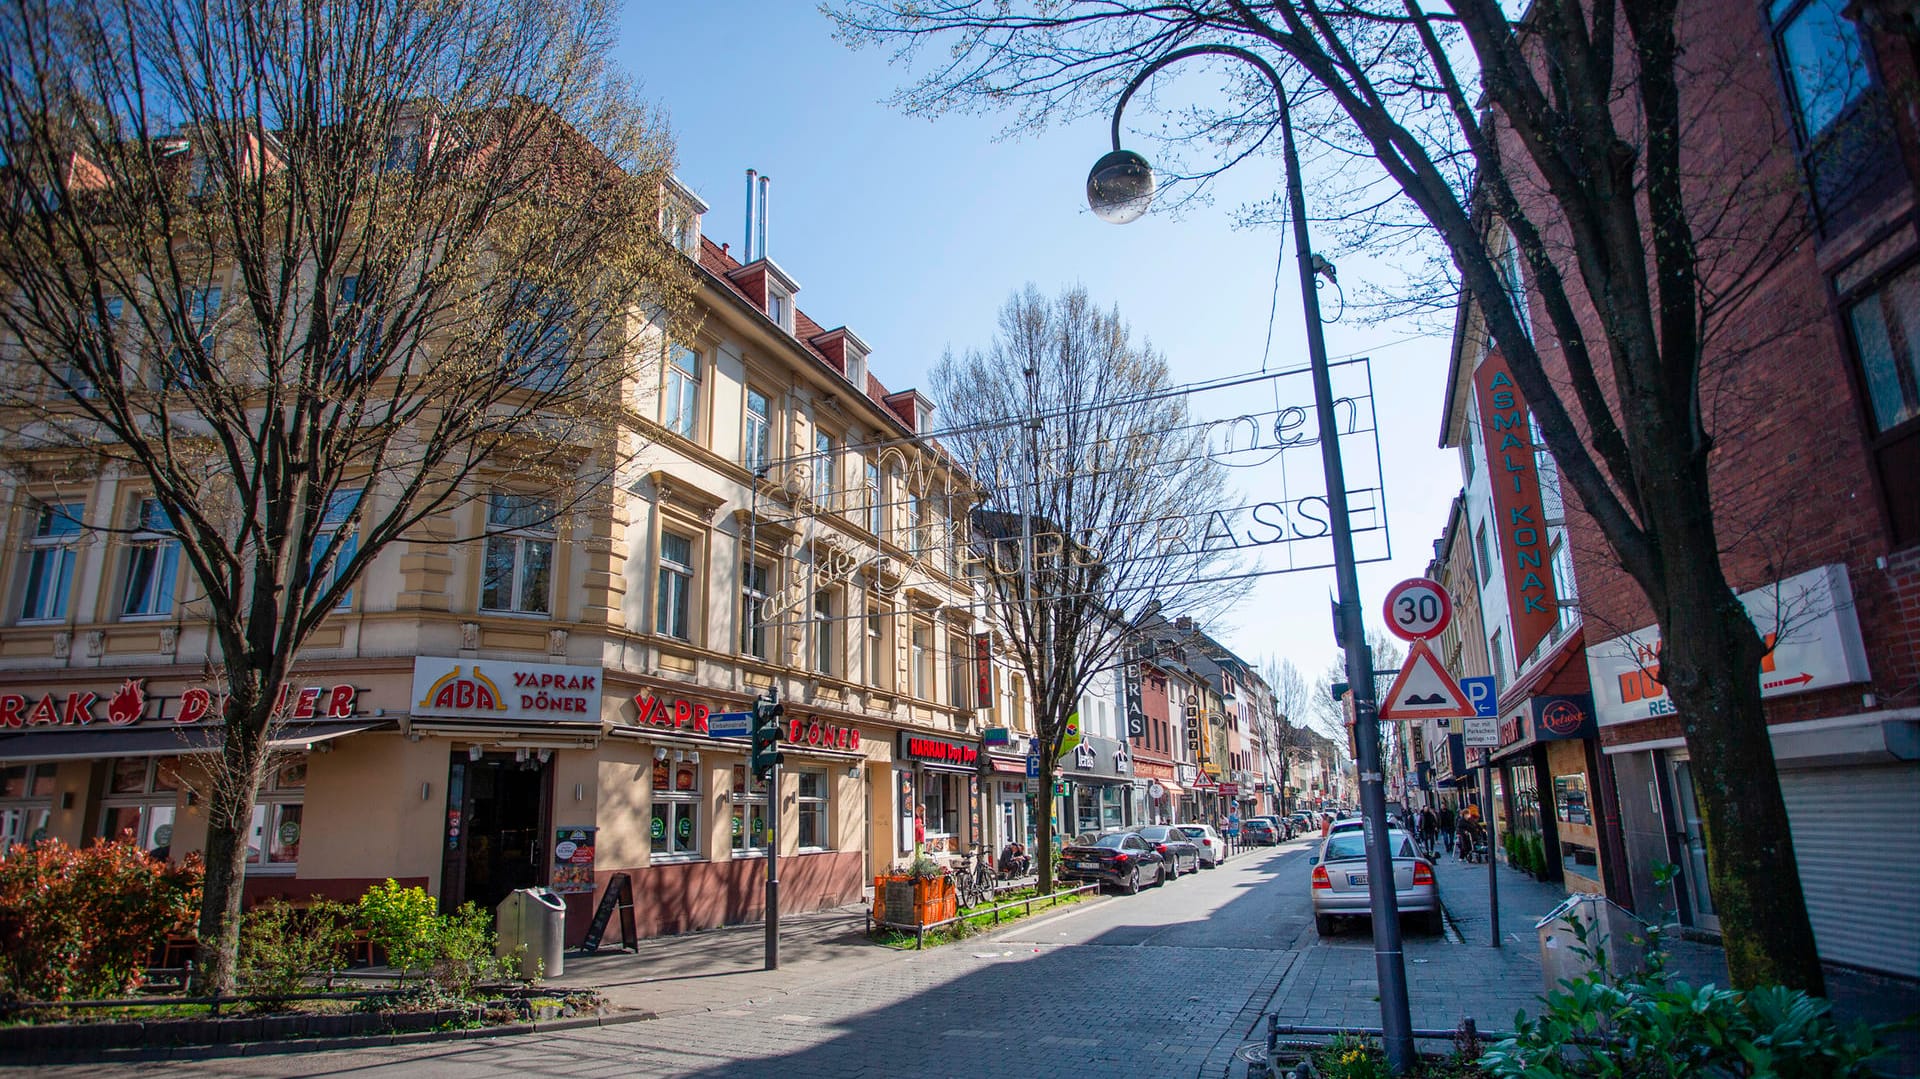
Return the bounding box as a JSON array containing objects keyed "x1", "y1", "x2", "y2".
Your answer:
[{"x1": 1086, "y1": 148, "x2": 1155, "y2": 224}]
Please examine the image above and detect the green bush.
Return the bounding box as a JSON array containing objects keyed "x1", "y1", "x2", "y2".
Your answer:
[
  {"x1": 356, "y1": 879, "x2": 442, "y2": 977},
  {"x1": 238, "y1": 898, "x2": 355, "y2": 997},
  {"x1": 0, "y1": 838, "x2": 201, "y2": 1001},
  {"x1": 1480, "y1": 907, "x2": 1892, "y2": 1077},
  {"x1": 353, "y1": 880, "x2": 515, "y2": 995}
]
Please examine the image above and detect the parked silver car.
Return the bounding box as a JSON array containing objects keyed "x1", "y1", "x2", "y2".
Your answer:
[
  {"x1": 1175, "y1": 823, "x2": 1225, "y2": 867},
  {"x1": 1310, "y1": 828, "x2": 1442, "y2": 935}
]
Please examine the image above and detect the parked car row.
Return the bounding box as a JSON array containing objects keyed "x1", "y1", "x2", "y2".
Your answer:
[{"x1": 1056, "y1": 823, "x2": 1223, "y2": 895}]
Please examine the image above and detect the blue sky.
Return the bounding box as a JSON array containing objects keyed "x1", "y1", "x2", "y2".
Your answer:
[{"x1": 617, "y1": 3, "x2": 1460, "y2": 693}]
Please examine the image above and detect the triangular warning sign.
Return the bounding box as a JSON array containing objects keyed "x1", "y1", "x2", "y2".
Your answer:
[{"x1": 1378, "y1": 639, "x2": 1476, "y2": 720}]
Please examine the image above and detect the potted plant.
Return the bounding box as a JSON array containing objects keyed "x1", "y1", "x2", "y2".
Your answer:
[{"x1": 875, "y1": 855, "x2": 955, "y2": 926}]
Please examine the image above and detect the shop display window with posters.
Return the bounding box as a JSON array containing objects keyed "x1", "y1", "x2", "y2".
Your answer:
[
  {"x1": 245, "y1": 753, "x2": 306, "y2": 871},
  {"x1": 730, "y1": 763, "x2": 769, "y2": 854},
  {"x1": 651, "y1": 756, "x2": 702, "y2": 860},
  {"x1": 921, "y1": 772, "x2": 958, "y2": 842},
  {"x1": 1, "y1": 763, "x2": 55, "y2": 849},
  {"x1": 98, "y1": 756, "x2": 181, "y2": 857}
]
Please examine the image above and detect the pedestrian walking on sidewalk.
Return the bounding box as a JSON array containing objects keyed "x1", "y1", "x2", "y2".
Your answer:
[{"x1": 1439, "y1": 805, "x2": 1456, "y2": 855}]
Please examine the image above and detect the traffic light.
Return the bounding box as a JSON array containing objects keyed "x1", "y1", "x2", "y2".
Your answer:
[{"x1": 751, "y1": 694, "x2": 784, "y2": 780}]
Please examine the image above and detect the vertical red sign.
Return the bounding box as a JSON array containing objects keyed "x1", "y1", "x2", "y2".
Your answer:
[
  {"x1": 1475, "y1": 350, "x2": 1559, "y2": 662},
  {"x1": 973, "y1": 633, "x2": 993, "y2": 702}
]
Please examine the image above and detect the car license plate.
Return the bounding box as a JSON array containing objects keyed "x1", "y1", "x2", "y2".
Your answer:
[
  {"x1": 1077, "y1": 861, "x2": 1101, "y2": 870},
  {"x1": 1347, "y1": 873, "x2": 1368, "y2": 886}
]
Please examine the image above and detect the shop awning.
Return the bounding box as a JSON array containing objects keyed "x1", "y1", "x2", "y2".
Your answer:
[
  {"x1": 0, "y1": 720, "x2": 391, "y2": 762},
  {"x1": 988, "y1": 756, "x2": 1026, "y2": 775}
]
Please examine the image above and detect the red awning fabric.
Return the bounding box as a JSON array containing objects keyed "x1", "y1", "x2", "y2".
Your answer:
[{"x1": 989, "y1": 756, "x2": 1026, "y2": 775}]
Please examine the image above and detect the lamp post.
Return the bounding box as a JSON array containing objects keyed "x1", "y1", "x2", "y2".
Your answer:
[{"x1": 1088, "y1": 45, "x2": 1414, "y2": 1072}]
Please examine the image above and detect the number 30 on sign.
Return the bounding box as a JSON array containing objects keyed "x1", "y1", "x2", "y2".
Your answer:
[{"x1": 1382, "y1": 578, "x2": 1452, "y2": 641}]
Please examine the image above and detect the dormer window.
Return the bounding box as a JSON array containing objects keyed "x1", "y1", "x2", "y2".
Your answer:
[
  {"x1": 660, "y1": 175, "x2": 708, "y2": 258},
  {"x1": 767, "y1": 286, "x2": 793, "y2": 333}
]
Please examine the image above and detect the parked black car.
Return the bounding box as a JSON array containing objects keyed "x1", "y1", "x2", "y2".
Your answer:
[
  {"x1": 1134, "y1": 825, "x2": 1203, "y2": 877},
  {"x1": 1058, "y1": 831, "x2": 1167, "y2": 894},
  {"x1": 1244, "y1": 818, "x2": 1281, "y2": 845}
]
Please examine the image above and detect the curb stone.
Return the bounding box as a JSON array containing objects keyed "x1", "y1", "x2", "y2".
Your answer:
[{"x1": 0, "y1": 1009, "x2": 657, "y2": 1066}]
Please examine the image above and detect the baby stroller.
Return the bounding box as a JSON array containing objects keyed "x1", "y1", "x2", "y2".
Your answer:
[{"x1": 1459, "y1": 823, "x2": 1490, "y2": 864}]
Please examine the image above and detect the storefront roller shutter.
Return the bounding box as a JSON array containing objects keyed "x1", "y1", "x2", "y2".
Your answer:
[{"x1": 1779, "y1": 764, "x2": 1920, "y2": 978}]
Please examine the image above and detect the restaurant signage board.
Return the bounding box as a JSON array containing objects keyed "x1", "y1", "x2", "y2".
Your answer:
[
  {"x1": 1474, "y1": 351, "x2": 1560, "y2": 661},
  {"x1": 412, "y1": 657, "x2": 603, "y2": 723},
  {"x1": 898, "y1": 732, "x2": 979, "y2": 768}
]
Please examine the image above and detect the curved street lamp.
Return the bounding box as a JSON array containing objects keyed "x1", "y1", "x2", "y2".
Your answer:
[{"x1": 1089, "y1": 45, "x2": 1413, "y2": 1073}]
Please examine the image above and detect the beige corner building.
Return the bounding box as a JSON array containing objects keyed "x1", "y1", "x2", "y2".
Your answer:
[{"x1": 0, "y1": 172, "x2": 1032, "y2": 942}]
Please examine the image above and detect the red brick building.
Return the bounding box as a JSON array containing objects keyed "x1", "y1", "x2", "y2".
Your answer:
[{"x1": 1446, "y1": 1, "x2": 1917, "y2": 976}]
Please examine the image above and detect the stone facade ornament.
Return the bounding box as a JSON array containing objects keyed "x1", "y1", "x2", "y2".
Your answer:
[
  {"x1": 548, "y1": 628, "x2": 568, "y2": 656},
  {"x1": 52, "y1": 631, "x2": 71, "y2": 659},
  {"x1": 84, "y1": 630, "x2": 104, "y2": 657},
  {"x1": 460, "y1": 622, "x2": 479, "y2": 650},
  {"x1": 159, "y1": 626, "x2": 178, "y2": 654}
]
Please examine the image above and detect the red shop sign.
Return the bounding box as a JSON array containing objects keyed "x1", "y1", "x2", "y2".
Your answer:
[
  {"x1": 786, "y1": 717, "x2": 862, "y2": 751},
  {"x1": 633, "y1": 693, "x2": 710, "y2": 735}
]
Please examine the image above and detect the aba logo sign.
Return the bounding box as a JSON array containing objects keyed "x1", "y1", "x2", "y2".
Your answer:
[{"x1": 1531, "y1": 693, "x2": 1596, "y2": 741}]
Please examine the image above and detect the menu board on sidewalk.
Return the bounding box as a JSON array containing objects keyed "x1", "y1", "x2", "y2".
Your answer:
[{"x1": 551, "y1": 826, "x2": 596, "y2": 894}]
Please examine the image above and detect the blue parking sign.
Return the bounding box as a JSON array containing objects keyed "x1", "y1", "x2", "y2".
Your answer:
[
  {"x1": 1025, "y1": 754, "x2": 1039, "y2": 778},
  {"x1": 1460, "y1": 676, "x2": 1497, "y2": 717}
]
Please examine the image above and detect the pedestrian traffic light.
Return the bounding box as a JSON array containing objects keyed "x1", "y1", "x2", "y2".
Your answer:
[{"x1": 751, "y1": 695, "x2": 784, "y2": 780}]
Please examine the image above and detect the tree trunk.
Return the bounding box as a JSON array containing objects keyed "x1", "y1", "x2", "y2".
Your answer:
[
  {"x1": 192, "y1": 782, "x2": 255, "y2": 995},
  {"x1": 1660, "y1": 551, "x2": 1826, "y2": 994},
  {"x1": 189, "y1": 691, "x2": 270, "y2": 996}
]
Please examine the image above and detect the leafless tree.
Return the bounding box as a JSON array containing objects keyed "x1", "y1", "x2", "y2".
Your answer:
[
  {"x1": 0, "y1": 0, "x2": 696, "y2": 992},
  {"x1": 940, "y1": 285, "x2": 1240, "y2": 892},
  {"x1": 830, "y1": 0, "x2": 1834, "y2": 992}
]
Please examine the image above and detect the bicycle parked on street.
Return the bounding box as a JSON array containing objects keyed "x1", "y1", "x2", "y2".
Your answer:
[{"x1": 951, "y1": 845, "x2": 997, "y2": 908}]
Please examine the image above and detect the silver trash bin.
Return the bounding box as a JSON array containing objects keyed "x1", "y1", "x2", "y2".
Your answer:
[
  {"x1": 1535, "y1": 892, "x2": 1646, "y2": 993},
  {"x1": 496, "y1": 887, "x2": 565, "y2": 980}
]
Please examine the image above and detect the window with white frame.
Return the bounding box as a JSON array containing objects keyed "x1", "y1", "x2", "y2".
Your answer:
[
  {"x1": 651, "y1": 756, "x2": 702, "y2": 858},
  {"x1": 904, "y1": 491, "x2": 922, "y2": 555},
  {"x1": 481, "y1": 493, "x2": 554, "y2": 615},
  {"x1": 1475, "y1": 520, "x2": 1493, "y2": 586},
  {"x1": 730, "y1": 763, "x2": 769, "y2": 854},
  {"x1": 311, "y1": 489, "x2": 361, "y2": 608},
  {"x1": 161, "y1": 286, "x2": 220, "y2": 386},
  {"x1": 663, "y1": 345, "x2": 700, "y2": 440},
  {"x1": 865, "y1": 457, "x2": 882, "y2": 534},
  {"x1": 1490, "y1": 629, "x2": 1507, "y2": 693},
  {"x1": 740, "y1": 560, "x2": 770, "y2": 658},
  {"x1": 744, "y1": 387, "x2": 772, "y2": 472},
  {"x1": 910, "y1": 621, "x2": 932, "y2": 700},
  {"x1": 244, "y1": 754, "x2": 306, "y2": 870},
  {"x1": 1498, "y1": 232, "x2": 1531, "y2": 342},
  {"x1": 19, "y1": 500, "x2": 82, "y2": 622},
  {"x1": 813, "y1": 591, "x2": 835, "y2": 675},
  {"x1": 1550, "y1": 537, "x2": 1579, "y2": 636},
  {"x1": 656, "y1": 531, "x2": 694, "y2": 640},
  {"x1": 501, "y1": 282, "x2": 572, "y2": 391},
  {"x1": 948, "y1": 633, "x2": 972, "y2": 711},
  {"x1": 813, "y1": 429, "x2": 834, "y2": 506},
  {"x1": 767, "y1": 287, "x2": 792, "y2": 332},
  {"x1": 121, "y1": 498, "x2": 179, "y2": 618},
  {"x1": 866, "y1": 605, "x2": 892, "y2": 691},
  {"x1": 0, "y1": 763, "x2": 55, "y2": 850},
  {"x1": 797, "y1": 770, "x2": 829, "y2": 849},
  {"x1": 330, "y1": 275, "x2": 382, "y2": 380},
  {"x1": 98, "y1": 756, "x2": 180, "y2": 857},
  {"x1": 65, "y1": 296, "x2": 122, "y2": 397}
]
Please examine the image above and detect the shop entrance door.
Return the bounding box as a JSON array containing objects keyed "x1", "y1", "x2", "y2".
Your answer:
[
  {"x1": 440, "y1": 752, "x2": 551, "y2": 915},
  {"x1": 1664, "y1": 754, "x2": 1719, "y2": 932}
]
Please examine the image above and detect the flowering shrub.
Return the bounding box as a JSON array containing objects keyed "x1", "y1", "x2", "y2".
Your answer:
[
  {"x1": 356, "y1": 879, "x2": 442, "y2": 977},
  {"x1": 239, "y1": 898, "x2": 356, "y2": 997},
  {"x1": 0, "y1": 837, "x2": 202, "y2": 1001}
]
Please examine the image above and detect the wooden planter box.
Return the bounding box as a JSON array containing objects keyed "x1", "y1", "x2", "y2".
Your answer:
[{"x1": 872, "y1": 874, "x2": 957, "y2": 926}]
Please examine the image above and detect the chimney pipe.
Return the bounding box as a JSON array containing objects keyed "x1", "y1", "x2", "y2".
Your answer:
[
  {"x1": 757, "y1": 174, "x2": 770, "y2": 263},
  {"x1": 743, "y1": 169, "x2": 757, "y2": 262}
]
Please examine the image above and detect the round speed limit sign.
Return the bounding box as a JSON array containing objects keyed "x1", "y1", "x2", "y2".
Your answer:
[{"x1": 1382, "y1": 578, "x2": 1452, "y2": 641}]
